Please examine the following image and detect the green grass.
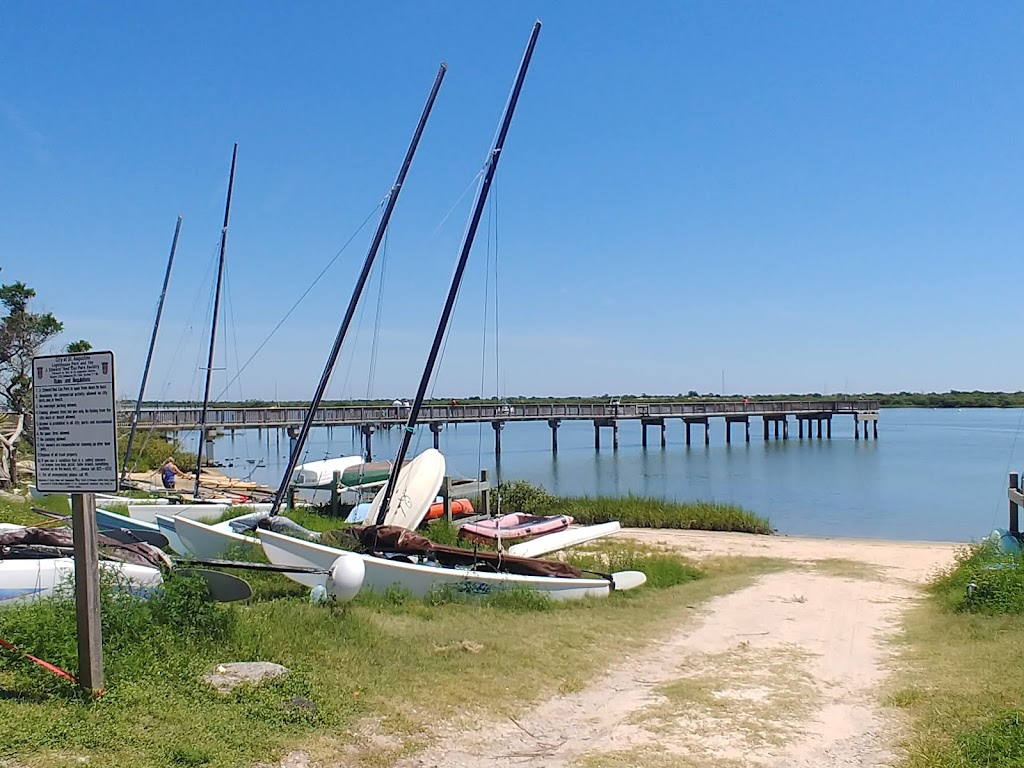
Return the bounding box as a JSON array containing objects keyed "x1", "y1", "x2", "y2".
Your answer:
[
  {"x1": 0, "y1": 494, "x2": 70, "y2": 525},
  {"x1": 0, "y1": 527, "x2": 778, "y2": 768},
  {"x1": 890, "y1": 539, "x2": 1024, "y2": 767}
]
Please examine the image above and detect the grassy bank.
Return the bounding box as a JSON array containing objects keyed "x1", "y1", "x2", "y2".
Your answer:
[
  {"x1": 497, "y1": 480, "x2": 773, "y2": 534},
  {"x1": 0, "y1": 534, "x2": 779, "y2": 768},
  {"x1": 891, "y1": 541, "x2": 1024, "y2": 767}
]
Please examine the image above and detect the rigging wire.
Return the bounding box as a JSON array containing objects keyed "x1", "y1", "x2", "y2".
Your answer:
[
  {"x1": 213, "y1": 200, "x2": 385, "y2": 401},
  {"x1": 366, "y1": 228, "x2": 389, "y2": 400},
  {"x1": 128, "y1": 238, "x2": 221, "y2": 475},
  {"x1": 994, "y1": 406, "x2": 1024, "y2": 531},
  {"x1": 475, "y1": 191, "x2": 493, "y2": 491}
]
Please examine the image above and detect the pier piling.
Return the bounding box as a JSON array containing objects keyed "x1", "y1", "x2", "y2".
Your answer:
[
  {"x1": 360, "y1": 424, "x2": 375, "y2": 461},
  {"x1": 492, "y1": 421, "x2": 504, "y2": 457},
  {"x1": 429, "y1": 421, "x2": 443, "y2": 450},
  {"x1": 548, "y1": 419, "x2": 560, "y2": 453},
  {"x1": 641, "y1": 418, "x2": 665, "y2": 449},
  {"x1": 286, "y1": 425, "x2": 300, "y2": 462}
]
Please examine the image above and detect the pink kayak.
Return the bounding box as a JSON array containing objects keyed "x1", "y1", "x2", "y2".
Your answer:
[{"x1": 459, "y1": 513, "x2": 574, "y2": 543}]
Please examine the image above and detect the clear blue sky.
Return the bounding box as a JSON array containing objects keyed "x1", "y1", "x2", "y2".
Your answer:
[{"x1": 3, "y1": 2, "x2": 1023, "y2": 401}]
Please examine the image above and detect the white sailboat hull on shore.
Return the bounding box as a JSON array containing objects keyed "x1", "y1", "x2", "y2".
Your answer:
[
  {"x1": 0, "y1": 559, "x2": 162, "y2": 607},
  {"x1": 507, "y1": 522, "x2": 622, "y2": 558},
  {"x1": 257, "y1": 529, "x2": 641, "y2": 600},
  {"x1": 127, "y1": 503, "x2": 274, "y2": 525},
  {"x1": 168, "y1": 516, "x2": 261, "y2": 560}
]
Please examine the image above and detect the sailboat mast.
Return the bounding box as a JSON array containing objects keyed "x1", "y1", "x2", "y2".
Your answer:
[
  {"x1": 120, "y1": 214, "x2": 182, "y2": 486},
  {"x1": 269, "y1": 64, "x2": 448, "y2": 515},
  {"x1": 194, "y1": 144, "x2": 238, "y2": 498},
  {"x1": 375, "y1": 21, "x2": 542, "y2": 526}
]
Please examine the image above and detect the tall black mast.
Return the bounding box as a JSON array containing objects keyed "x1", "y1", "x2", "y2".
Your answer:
[
  {"x1": 269, "y1": 64, "x2": 448, "y2": 515},
  {"x1": 374, "y1": 21, "x2": 542, "y2": 526},
  {"x1": 194, "y1": 144, "x2": 238, "y2": 498},
  {"x1": 120, "y1": 214, "x2": 182, "y2": 486}
]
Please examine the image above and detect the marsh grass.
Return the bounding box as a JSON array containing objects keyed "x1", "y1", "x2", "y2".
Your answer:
[{"x1": 493, "y1": 481, "x2": 772, "y2": 534}]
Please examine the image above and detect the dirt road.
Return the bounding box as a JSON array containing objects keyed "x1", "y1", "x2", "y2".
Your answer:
[{"x1": 399, "y1": 530, "x2": 958, "y2": 768}]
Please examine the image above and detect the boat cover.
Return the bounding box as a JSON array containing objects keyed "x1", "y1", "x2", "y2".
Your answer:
[{"x1": 0, "y1": 526, "x2": 169, "y2": 570}]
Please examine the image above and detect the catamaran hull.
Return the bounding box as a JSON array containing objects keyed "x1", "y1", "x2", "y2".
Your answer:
[
  {"x1": 127, "y1": 503, "x2": 274, "y2": 525},
  {"x1": 507, "y1": 522, "x2": 622, "y2": 558},
  {"x1": 0, "y1": 559, "x2": 162, "y2": 607},
  {"x1": 257, "y1": 529, "x2": 627, "y2": 600},
  {"x1": 169, "y1": 516, "x2": 260, "y2": 560}
]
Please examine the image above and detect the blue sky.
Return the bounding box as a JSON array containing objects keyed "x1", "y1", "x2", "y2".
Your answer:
[{"x1": 3, "y1": 2, "x2": 1023, "y2": 401}]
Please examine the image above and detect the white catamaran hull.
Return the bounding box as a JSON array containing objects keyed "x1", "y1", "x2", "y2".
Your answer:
[
  {"x1": 169, "y1": 516, "x2": 261, "y2": 560},
  {"x1": 0, "y1": 559, "x2": 162, "y2": 607},
  {"x1": 127, "y1": 503, "x2": 274, "y2": 526},
  {"x1": 507, "y1": 522, "x2": 622, "y2": 558},
  {"x1": 257, "y1": 529, "x2": 640, "y2": 600}
]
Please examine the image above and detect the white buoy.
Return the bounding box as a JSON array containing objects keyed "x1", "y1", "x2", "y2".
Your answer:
[{"x1": 325, "y1": 554, "x2": 365, "y2": 603}]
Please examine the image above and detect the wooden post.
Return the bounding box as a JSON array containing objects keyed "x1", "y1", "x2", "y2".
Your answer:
[
  {"x1": 763, "y1": 417, "x2": 769, "y2": 441},
  {"x1": 704, "y1": 421, "x2": 710, "y2": 445},
  {"x1": 774, "y1": 419, "x2": 780, "y2": 439},
  {"x1": 798, "y1": 419, "x2": 804, "y2": 439},
  {"x1": 725, "y1": 420, "x2": 731, "y2": 444},
  {"x1": 745, "y1": 419, "x2": 750, "y2": 443},
  {"x1": 594, "y1": 422, "x2": 601, "y2": 450},
  {"x1": 612, "y1": 421, "x2": 618, "y2": 450},
  {"x1": 548, "y1": 419, "x2": 559, "y2": 453},
  {"x1": 827, "y1": 418, "x2": 832, "y2": 439},
  {"x1": 641, "y1": 422, "x2": 648, "y2": 448},
  {"x1": 441, "y1": 475, "x2": 453, "y2": 524},
  {"x1": 873, "y1": 420, "x2": 878, "y2": 440},
  {"x1": 782, "y1": 419, "x2": 788, "y2": 440},
  {"x1": 430, "y1": 421, "x2": 443, "y2": 449},
  {"x1": 661, "y1": 422, "x2": 666, "y2": 448},
  {"x1": 685, "y1": 421, "x2": 691, "y2": 446},
  {"x1": 71, "y1": 492, "x2": 104, "y2": 694},
  {"x1": 480, "y1": 468, "x2": 490, "y2": 517},
  {"x1": 817, "y1": 419, "x2": 823, "y2": 439},
  {"x1": 287, "y1": 485, "x2": 296, "y2": 510},
  {"x1": 330, "y1": 470, "x2": 341, "y2": 517},
  {"x1": 854, "y1": 416, "x2": 860, "y2": 440},
  {"x1": 1010, "y1": 472, "x2": 1020, "y2": 534}
]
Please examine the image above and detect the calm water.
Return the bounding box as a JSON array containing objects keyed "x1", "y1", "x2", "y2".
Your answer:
[{"x1": 197, "y1": 408, "x2": 1024, "y2": 542}]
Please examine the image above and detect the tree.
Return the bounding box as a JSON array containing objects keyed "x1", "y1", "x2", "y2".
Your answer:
[
  {"x1": 65, "y1": 339, "x2": 92, "y2": 353},
  {"x1": 0, "y1": 279, "x2": 64, "y2": 418}
]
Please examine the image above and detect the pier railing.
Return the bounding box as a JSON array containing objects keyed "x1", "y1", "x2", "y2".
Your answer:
[{"x1": 119, "y1": 399, "x2": 881, "y2": 431}]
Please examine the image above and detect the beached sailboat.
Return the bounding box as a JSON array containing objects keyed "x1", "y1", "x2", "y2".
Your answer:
[{"x1": 261, "y1": 22, "x2": 645, "y2": 601}]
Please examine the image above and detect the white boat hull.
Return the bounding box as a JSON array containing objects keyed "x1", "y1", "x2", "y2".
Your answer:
[
  {"x1": 507, "y1": 522, "x2": 622, "y2": 558},
  {"x1": 127, "y1": 503, "x2": 274, "y2": 525},
  {"x1": 257, "y1": 529, "x2": 637, "y2": 600},
  {"x1": 170, "y1": 516, "x2": 260, "y2": 560},
  {"x1": 0, "y1": 558, "x2": 162, "y2": 607}
]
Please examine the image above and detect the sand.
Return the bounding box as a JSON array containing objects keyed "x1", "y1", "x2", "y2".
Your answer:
[{"x1": 395, "y1": 529, "x2": 959, "y2": 768}]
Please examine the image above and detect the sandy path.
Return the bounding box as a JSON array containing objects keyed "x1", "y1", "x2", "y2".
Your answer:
[{"x1": 399, "y1": 531, "x2": 958, "y2": 768}]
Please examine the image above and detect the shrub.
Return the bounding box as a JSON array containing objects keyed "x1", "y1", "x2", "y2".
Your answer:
[{"x1": 930, "y1": 540, "x2": 1024, "y2": 614}]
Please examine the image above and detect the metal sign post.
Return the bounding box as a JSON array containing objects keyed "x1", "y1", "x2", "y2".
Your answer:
[{"x1": 32, "y1": 351, "x2": 118, "y2": 695}]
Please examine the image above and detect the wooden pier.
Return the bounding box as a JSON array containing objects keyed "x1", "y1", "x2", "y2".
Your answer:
[{"x1": 122, "y1": 399, "x2": 880, "y2": 457}]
